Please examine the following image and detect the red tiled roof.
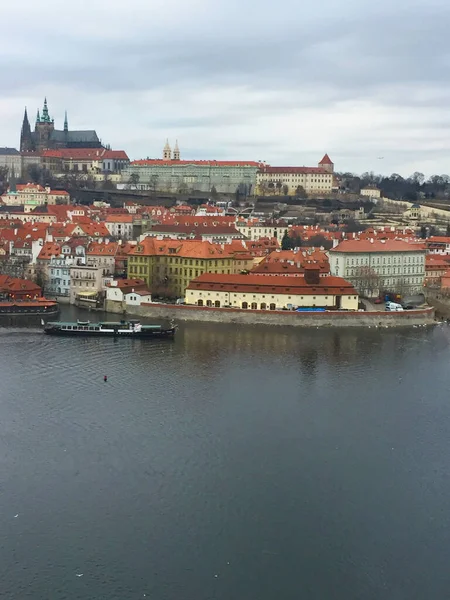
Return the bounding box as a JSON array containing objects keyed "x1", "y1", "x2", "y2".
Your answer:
[
  {"x1": 331, "y1": 239, "x2": 425, "y2": 253},
  {"x1": 259, "y1": 166, "x2": 330, "y2": 175},
  {"x1": 109, "y1": 278, "x2": 147, "y2": 289},
  {"x1": 130, "y1": 237, "x2": 234, "y2": 259},
  {"x1": 149, "y1": 224, "x2": 241, "y2": 236},
  {"x1": 187, "y1": 273, "x2": 356, "y2": 295},
  {"x1": 319, "y1": 154, "x2": 333, "y2": 165},
  {"x1": 105, "y1": 214, "x2": 133, "y2": 223},
  {"x1": 87, "y1": 242, "x2": 118, "y2": 255},
  {"x1": 131, "y1": 159, "x2": 262, "y2": 167},
  {"x1": 41, "y1": 148, "x2": 129, "y2": 160},
  {"x1": 38, "y1": 242, "x2": 61, "y2": 260},
  {"x1": 427, "y1": 237, "x2": 450, "y2": 244}
]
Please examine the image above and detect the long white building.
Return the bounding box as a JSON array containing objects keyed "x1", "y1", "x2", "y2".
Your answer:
[{"x1": 329, "y1": 239, "x2": 426, "y2": 296}]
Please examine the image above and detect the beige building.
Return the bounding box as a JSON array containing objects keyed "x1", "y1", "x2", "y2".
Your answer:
[
  {"x1": 360, "y1": 186, "x2": 381, "y2": 198},
  {"x1": 69, "y1": 263, "x2": 106, "y2": 304},
  {"x1": 256, "y1": 154, "x2": 334, "y2": 196},
  {"x1": 1, "y1": 183, "x2": 70, "y2": 206},
  {"x1": 0, "y1": 148, "x2": 22, "y2": 178},
  {"x1": 329, "y1": 239, "x2": 426, "y2": 296},
  {"x1": 235, "y1": 221, "x2": 288, "y2": 241},
  {"x1": 185, "y1": 269, "x2": 358, "y2": 310}
]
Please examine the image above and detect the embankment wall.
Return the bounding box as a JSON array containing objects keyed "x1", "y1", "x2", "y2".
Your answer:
[{"x1": 105, "y1": 301, "x2": 435, "y2": 328}]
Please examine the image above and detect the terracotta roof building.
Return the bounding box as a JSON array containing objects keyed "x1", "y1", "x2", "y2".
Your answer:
[
  {"x1": 128, "y1": 238, "x2": 244, "y2": 298},
  {"x1": 256, "y1": 155, "x2": 334, "y2": 196},
  {"x1": 329, "y1": 239, "x2": 426, "y2": 297},
  {"x1": 185, "y1": 271, "x2": 358, "y2": 310}
]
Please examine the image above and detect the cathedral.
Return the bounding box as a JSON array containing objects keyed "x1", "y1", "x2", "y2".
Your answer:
[{"x1": 20, "y1": 98, "x2": 102, "y2": 153}]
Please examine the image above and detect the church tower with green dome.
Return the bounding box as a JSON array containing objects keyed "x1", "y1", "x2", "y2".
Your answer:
[
  {"x1": 34, "y1": 98, "x2": 55, "y2": 151},
  {"x1": 20, "y1": 97, "x2": 102, "y2": 152}
]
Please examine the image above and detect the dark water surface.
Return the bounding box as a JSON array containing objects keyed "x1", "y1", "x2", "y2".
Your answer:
[{"x1": 1, "y1": 308, "x2": 450, "y2": 599}]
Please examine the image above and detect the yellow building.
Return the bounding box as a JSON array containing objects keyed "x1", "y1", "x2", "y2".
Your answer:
[
  {"x1": 185, "y1": 268, "x2": 358, "y2": 310},
  {"x1": 256, "y1": 154, "x2": 334, "y2": 196},
  {"x1": 127, "y1": 238, "x2": 252, "y2": 298}
]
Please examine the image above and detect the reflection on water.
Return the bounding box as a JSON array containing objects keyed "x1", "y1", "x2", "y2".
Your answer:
[{"x1": 1, "y1": 311, "x2": 450, "y2": 600}]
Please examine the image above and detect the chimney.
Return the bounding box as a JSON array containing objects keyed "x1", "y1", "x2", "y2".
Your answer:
[{"x1": 304, "y1": 264, "x2": 320, "y2": 285}]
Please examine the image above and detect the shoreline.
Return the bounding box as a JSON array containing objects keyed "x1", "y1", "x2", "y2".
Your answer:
[{"x1": 105, "y1": 301, "x2": 436, "y2": 328}]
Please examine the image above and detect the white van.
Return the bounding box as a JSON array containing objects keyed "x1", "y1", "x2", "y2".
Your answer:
[{"x1": 385, "y1": 301, "x2": 404, "y2": 312}]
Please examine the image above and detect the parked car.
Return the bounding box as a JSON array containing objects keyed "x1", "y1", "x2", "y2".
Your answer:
[
  {"x1": 402, "y1": 303, "x2": 415, "y2": 310},
  {"x1": 374, "y1": 297, "x2": 383, "y2": 304},
  {"x1": 385, "y1": 302, "x2": 404, "y2": 312}
]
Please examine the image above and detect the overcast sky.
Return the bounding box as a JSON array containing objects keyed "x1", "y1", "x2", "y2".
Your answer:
[{"x1": 2, "y1": 0, "x2": 449, "y2": 176}]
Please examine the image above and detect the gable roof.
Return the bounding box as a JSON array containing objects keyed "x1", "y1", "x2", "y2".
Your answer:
[{"x1": 319, "y1": 154, "x2": 333, "y2": 165}]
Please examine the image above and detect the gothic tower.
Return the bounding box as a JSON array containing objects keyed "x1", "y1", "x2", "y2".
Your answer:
[
  {"x1": 35, "y1": 98, "x2": 55, "y2": 152},
  {"x1": 163, "y1": 139, "x2": 171, "y2": 160},
  {"x1": 173, "y1": 140, "x2": 180, "y2": 161},
  {"x1": 20, "y1": 108, "x2": 34, "y2": 152}
]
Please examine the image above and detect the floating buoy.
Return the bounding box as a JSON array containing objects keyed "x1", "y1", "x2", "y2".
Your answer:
[{"x1": 104, "y1": 375, "x2": 108, "y2": 382}]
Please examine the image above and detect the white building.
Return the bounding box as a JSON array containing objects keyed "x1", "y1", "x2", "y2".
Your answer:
[
  {"x1": 106, "y1": 278, "x2": 152, "y2": 309},
  {"x1": 329, "y1": 239, "x2": 426, "y2": 296},
  {"x1": 360, "y1": 186, "x2": 381, "y2": 199},
  {"x1": 105, "y1": 215, "x2": 134, "y2": 240}
]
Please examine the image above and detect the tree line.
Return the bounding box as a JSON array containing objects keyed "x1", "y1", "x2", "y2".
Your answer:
[{"x1": 338, "y1": 171, "x2": 450, "y2": 202}]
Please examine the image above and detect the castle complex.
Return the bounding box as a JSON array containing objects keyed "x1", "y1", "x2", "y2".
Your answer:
[{"x1": 20, "y1": 98, "x2": 102, "y2": 153}]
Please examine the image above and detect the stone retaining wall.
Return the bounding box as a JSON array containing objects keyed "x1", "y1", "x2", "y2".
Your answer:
[{"x1": 105, "y1": 300, "x2": 435, "y2": 328}]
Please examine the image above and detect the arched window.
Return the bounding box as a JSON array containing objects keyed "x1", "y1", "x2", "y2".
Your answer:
[
  {"x1": 214, "y1": 300, "x2": 220, "y2": 307},
  {"x1": 260, "y1": 302, "x2": 267, "y2": 309},
  {"x1": 242, "y1": 302, "x2": 248, "y2": 309},
  {"x1": 270, "y1": 303, "x2": 276, "y2": 310},
  {"x1": 251, "y1": 302, "x2": 257, "y2": 310},
  {"x1": 206, "y1": 300, "x2": 212, "y2": 307},
  {"x1": 197, "y1": 299, "x2": 203, "y2": 306}
]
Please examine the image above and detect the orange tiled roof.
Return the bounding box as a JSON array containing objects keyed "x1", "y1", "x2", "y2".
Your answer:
[
  {"x1": 331, "y1": 239, "x2": 425, "y2": 253},
  {"x1": 187, "y1": 273, "x2": 356, "y2": 295},
  {"x1": 87, "y1": 242, "x2": 118, "y2": 256},
  {"x1": 105, "y1": 214, "x2": 133, "y2": 223},
  {"x1": 319, "y1": 154, "x2": 333, "y2": 165},
  {"x1": 130, "y1": 237, "x2": 234, "y2": 259},
  {"x1": 38, "y1": 242, "x2": 61, "y2": 260},
  {"x1": 131, "y1": 159, "x2": 262, "y2": 167}
]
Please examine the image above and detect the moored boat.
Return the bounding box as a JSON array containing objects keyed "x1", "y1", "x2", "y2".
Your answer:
[
  {"x1": 43, "y1": 318, "x2": 176, "y2": 338},
  {"x1": 0, "y1": 298, "x2": 59, "y2": 317}
]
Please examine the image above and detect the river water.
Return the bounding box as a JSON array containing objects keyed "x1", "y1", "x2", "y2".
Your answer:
[{"x1": 1, "y1": 307, "x2": 450, "y2": 599}]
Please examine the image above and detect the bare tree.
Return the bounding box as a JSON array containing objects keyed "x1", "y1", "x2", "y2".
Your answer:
[
  {"x1": 282, "y1": 184, "x2": 289, "y2": 196},
  {"x1": 149, "y1": 174, "x2": 159, "y2": 194},
  {"x1": 353, "y1": 266, "x2": 381, "y2": 297},
  {"x1": 127, "y1": 173, "x2": 140, "y2": 189},
  {"x1": 295, "y1": 185, "x2": 307, "y2": 198}
]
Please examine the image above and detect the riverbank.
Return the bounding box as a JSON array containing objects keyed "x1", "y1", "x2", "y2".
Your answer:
[{"x1": 105, "y1": 300, "x2": 435, "y2": 328}]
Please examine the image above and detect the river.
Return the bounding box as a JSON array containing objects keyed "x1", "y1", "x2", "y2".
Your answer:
[{"x1": 1, "y1": 307, "x2": 450, "y2": 599}]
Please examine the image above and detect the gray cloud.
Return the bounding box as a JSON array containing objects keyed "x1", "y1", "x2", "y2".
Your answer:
[{"x1": 1, "y1": 0, "x2": 450, "y2": 174}]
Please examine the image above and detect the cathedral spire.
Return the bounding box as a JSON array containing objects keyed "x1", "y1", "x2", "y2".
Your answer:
[
  {"x1": 20, "y1": 107, "x2": 34, "y2": 152},
  {"x1": 41, "y1": 97, "x2": 51, "y2": 123},
  {"x1": 163, "y1": 139, "x2": 171, "y2": 160},
  {"x1": 64, "y1": 110, "x2": 68, "y2": 132},
  {"x1": 173, "y1": 140, "x2": 180, "y2": 161}
]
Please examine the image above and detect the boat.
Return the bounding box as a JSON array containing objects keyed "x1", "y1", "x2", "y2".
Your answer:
[
  {"x1": 0, "y1": 298, "x2": 59, "y2": 317},
  {"x1": 43, "y1": 318, "x2": 176, "y2": 338}
]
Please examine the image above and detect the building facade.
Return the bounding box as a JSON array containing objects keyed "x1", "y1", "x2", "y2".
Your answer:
[
  {"x1": 121, "y1": 154, "x2": 261, "y2": 195},
  {"x1": 185, "y1": 270, "x2": 358, "y2": 310},
  {"x1": 256, "y1": 155, "x2": 334, "y2": 196},
  {"x1": 127, "y1": 238, "x2": 240, "y2": 298},
  {"x1": 47, "y1": 258, "x2": 71, "y2": 297},
  {"x1": 329, "y1": 239, "x2": 426, "y2": 296},
  {"x1": 0, "y1": 148, "x2": 22, "y2": 179}
]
